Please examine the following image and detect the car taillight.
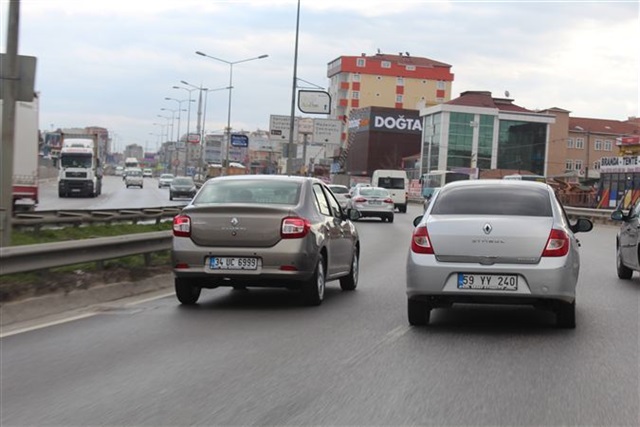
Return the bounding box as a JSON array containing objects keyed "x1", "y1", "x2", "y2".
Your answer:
[
  {"x1": 541, "y1": 228, "x2": 570, "y2": 257},
  {"x1": 354, "y1": 197, "x2": 366, "y2": 203},
  {"x1": 383, "y1": 198, "x2": 394, "y2": 204},
  {"x1": 173, "y1": 215, "x2": 191, "y2": 237},
  {"x1": 411, "y1": 226, "x2": 434, "y2": 254},
  {"x1": 281, "y1": 217, "x2": 311, "y2": 239}
]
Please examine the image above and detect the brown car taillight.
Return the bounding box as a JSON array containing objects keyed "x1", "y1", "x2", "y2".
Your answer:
[
  {"x1": 173, "y1": 215, "x2": 191, "y2": 237},
  {"x1": 411, "y1": 225, "x2": 434, "y2": 254},
  {"x1": 281, "y1": 217, "x2": 311, "y2": 239},
  {"x1": 541, "y1": 228, "x2": 570, "y2": 257}
]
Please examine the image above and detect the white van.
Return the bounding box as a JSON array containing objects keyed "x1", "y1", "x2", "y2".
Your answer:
[{"x1": 371, "y1": 169, "x2": 408, "y2": 213}]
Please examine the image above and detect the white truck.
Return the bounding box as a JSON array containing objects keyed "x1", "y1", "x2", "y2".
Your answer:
[
  {"x1": 58, "y1": 133, "x2": 103, "y2": 197},
  {"x1": 0, "y1": 96, "x2": 40, "y2": 211}
]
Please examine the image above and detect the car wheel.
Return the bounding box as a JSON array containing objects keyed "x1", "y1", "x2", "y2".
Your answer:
[
  {"x1": 169, "y1": 193, "x2": 173, "y2": 200},
  {"x1": 302, "y1": 255, "x2": 325, "y2": 306},
  {"x1": 556, "y1": 301, "x2": 576, "y2": 329},
  {"x1": 616, "y1": 243, "x2": 633, "y2": 279},
  {"x1": 339, "y1": 250, "x2": 359, "y2": 291},
  {"x1": 175, "y1": 278, "x2": 201, "y2": 305},
  {"x1": 400, "y1": 204, "x2": 407, "y2": 213},
  {"x1": 388, "y1": 214, "x2": 394, "y2": 223},
  {"x1": 408, "y1": 298, "x2": 431, "y2": 326}
]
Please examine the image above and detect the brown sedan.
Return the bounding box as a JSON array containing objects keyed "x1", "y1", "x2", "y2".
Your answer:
[{"x1": 172, "y1": 175, "x2": 361, "y2": 306}]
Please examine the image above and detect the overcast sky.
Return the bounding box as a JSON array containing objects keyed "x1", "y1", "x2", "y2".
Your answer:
[{"x1": 2, "y1": 0, "x2": 638, "y2": 151}]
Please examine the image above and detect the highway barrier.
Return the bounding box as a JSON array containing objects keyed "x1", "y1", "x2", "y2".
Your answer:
[{"x1": 1, "y1": 206, "x2": 615, "y2": 276}]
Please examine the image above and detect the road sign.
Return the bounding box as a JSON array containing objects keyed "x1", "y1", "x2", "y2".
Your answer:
[
  {"x1": 269, "y1": 115, "x2": 298, "y2": 141},
  {"x1": 312, "y1": 118, "x2": 341, "y2": 145},
  {"x1": 230, "y1": 134, "x2": 249, "y2": 147},
  {"x1": 298, "y1": 90, "x2": 331, "y2": 114}
]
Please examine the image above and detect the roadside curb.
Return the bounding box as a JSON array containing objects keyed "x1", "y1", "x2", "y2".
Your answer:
[{"x1": 0, "y1": 273, "x2": 174, "y2": 327}]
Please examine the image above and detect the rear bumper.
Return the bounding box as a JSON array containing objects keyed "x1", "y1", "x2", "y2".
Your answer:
[
  {"x1": 406, "y1": 252, "x2": 579, "y2": 304},
  {"x1": 172, "y1": 236, "x2": 320, "y2": 287}
]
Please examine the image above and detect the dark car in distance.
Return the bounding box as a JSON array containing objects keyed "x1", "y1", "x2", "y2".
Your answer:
[
  {"x1": 171, "y1": 175, "x2": 361, "y2": 306},
  {"x1": 170, "y1": 176, "x2": 197, "y2": 200}
]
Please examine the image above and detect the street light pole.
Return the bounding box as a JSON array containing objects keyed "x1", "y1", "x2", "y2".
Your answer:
[
  {"x1": 164, "y1": 97, "x2": 194, "y2": 143},
  {"x1": 173, "y1": 86, "x2": 199, "y2": 175},
  {"x1": 195, "y1": 51, "x2": 268, "y2": 175}
]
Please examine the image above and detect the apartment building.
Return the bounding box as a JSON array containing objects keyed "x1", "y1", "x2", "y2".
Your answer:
[{"x1": 327, "y1": 52, "x2": 454, "y2": 141}]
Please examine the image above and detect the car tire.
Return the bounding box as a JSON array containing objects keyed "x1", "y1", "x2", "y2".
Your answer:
[
  {"x1": 408, "y1": 298, "x2": 431, "y2": 326},
  {"x1": 170, "y1": 194, "x2": 173, "y2": 200},
  {"x1": 302, "y1": 255, "x2": 325, "y2": 306},
  {"x1": 556, "y1": 301, "x2": 576, "y2": 329},
  {"x1": 175, "y1": 278, "x2": 201, "y2": 305},
  {"x1": 400, "y1": 204, "x2": 407, "y2": 213},
  {"x1": 339, "y1": 250, "x2": 359, "y2": 291},
  {"x1": 616, "y1": 243, "x2": 633, "y2": 279}
]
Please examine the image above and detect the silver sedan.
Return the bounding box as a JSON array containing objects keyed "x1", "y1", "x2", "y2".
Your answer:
[{"x1": 406, "y1": 180, "x2": 593, "y2": 328}]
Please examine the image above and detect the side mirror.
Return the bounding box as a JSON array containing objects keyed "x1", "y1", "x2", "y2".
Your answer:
[
  {"x1": 347, "y1": 209, "x2": 361, "y2": 221},
  {"x1": 571, "y1": 217, "x2": 593, "y2": 233},
  {"x1": 413, "y1": 215, "x2": 423, "y2": 227},
  {"x1": 611, "y1": 210, "x2": 626, "y2": 222}
]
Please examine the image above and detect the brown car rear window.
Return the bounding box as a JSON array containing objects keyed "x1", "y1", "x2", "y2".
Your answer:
[{"x1": 195, "y1": 180, "x2": 301, "y2": 205}]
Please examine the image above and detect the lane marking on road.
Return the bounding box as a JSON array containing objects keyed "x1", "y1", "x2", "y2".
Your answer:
[
  {"x1": 0, "y1": 312, "x2": 98, "y2": 339},
  {"x1": 342, "y1": 325, "x2": 411, "y2": 367},
  {"x1": 0, "y1": 292, "x2": 174, "y2": 338}
]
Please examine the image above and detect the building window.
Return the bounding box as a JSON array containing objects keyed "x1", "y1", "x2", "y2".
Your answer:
[
  {"x1": 396, "y1": 95, "x2": 403, "y2": 103},
  {"x1": 352, "y1": 91, "x2": 359, "y2": 99},
  {"x1": 593, "y1": 160, "x2": 600, "y2": 170},
  {"x1": 565, "y1": 159, "x2": 574, "y2": 171},
  {"x1": 595, "y1": 139, "x2": 603, "y2": 150},
  {"x1": 567, "y1": 138, "x2": 574, "y2": 148},
  {"x1": 437, "y1": 81, "x2": 445, "y2": 90},
  {"x1": 356, "y1": 58, "x2": 365, "y2": 67},
  {"x1": 604, "y1": 139, "x2": 612, "y2": 151},
  {"x1": 405, "y1": 65, "x2": 416, "y2": 71},
  {"x1": 352, "y1": 73, "x2": 360, "y2": 82},
  {"x1": 575, "y1": 160, "x2": 583, "y2": 171},
  {"x1": 575, "y1": 138, "x2": 584, "y2": 149},
  {"x1": 397, "y1": 77, "x2": 404, "y2": 86},
  {"x1": 381, "y1": 61, "x2": 391, "y2": 68}
]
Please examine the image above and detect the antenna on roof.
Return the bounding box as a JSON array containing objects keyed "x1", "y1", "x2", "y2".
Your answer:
[
  {"x1": 505, "y1": 90, "x2": 510, "y2": 98},
  {"x1": 376, "y1": 48, "x2": 381, "y2": 54},
  {"x1": 406, "y1": 52, "x2": 410, "y2": 56}
]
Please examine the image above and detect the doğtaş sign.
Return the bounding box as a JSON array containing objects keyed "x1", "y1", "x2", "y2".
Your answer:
[{"x1": 348, "y1": 107, "x2": 422, "y2": 135}]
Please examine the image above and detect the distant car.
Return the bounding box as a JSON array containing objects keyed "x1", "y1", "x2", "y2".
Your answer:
[
  {"x1": 115, "y1": 166, "x2": 124, "y2": 176},
  {"x1": 158, "y1": 173, "x2": 174, "y2": 188},
  {"x1": 170, "y1": 176, "x2": 196, "y2": 200},
  {"x1": 143, "y1": 168, "x2": 153, "y2": 178},
  {"x1": 171, "y1": 175, "x2": 361, "y2": 306},
  {"x1": 611, "y1": 202, "x2": 640, "y2": 279},
  {"x1": 349, "y1": 183, "x2": 371, "y2": 196},
  {"x1": 124, "y1": 168, "x2": 144, "y2": 188},
  {"x1": 406, "y1": 180, "x2": 593, "y2": 328},
  {"x1": 327, "y1": 184, "x2": 350, "y2": 210},
  {"x1": 348, "y1": 186, "x2": 394, "y2": 222}
]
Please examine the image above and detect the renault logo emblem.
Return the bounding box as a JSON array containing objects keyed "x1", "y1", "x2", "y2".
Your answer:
[
  {"x1": 230, "y1": 217, "x2": 239, "y2": 226},
  {"x1": 483, "y1": 223, "x2": 492, "y2": 234}
]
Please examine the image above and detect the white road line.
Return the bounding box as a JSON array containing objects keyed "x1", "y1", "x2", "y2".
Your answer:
[{"x1": 0, "y1": 313, "x2": 98, "y2": 339}]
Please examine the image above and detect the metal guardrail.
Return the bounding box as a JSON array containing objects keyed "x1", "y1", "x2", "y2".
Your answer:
[
  {"x1": 0, "y1": 231, "x2": 172, "y2": 276},
  {"x1": 1, "y1": 205, "x2": 616, "y2": 277},
  {"x1": 12, "y1": 206, "x2": 186, "y2": 230}
]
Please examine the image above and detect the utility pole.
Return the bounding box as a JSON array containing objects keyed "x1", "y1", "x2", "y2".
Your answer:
[{"x1": 1, "y1": 0, "x2": 20, "y2": 247}]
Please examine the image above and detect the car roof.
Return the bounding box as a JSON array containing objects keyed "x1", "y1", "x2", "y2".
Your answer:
[{"x1": 443, "y1": 179, "x2": 550, "y2": 190}]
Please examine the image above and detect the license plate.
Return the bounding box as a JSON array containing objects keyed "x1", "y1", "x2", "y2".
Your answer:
[
  {"x1": 369, "y1": 200, "x2": 381, "y2": 205},
  {"x1": 209, "y1": 257, "x2": 257, "y2": 270},
  {"x1": 457, "y1": 273, "x2": 518, "y2": 291}
]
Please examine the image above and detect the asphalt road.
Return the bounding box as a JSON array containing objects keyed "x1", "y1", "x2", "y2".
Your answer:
[{"x1": 2, "y1": 200, "x2": 637, "y2": 426}]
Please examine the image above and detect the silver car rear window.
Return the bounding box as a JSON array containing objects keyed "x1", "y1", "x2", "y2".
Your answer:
[
  {"x1": 360, "y1": 188, "x2": 389, "y2": 198},
  {"x1": 195, "y1": 180, "x2": 301, "y2": 205},
  {"x1": 431, "y1": 186, "x2": 552, "y2": 216}
]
